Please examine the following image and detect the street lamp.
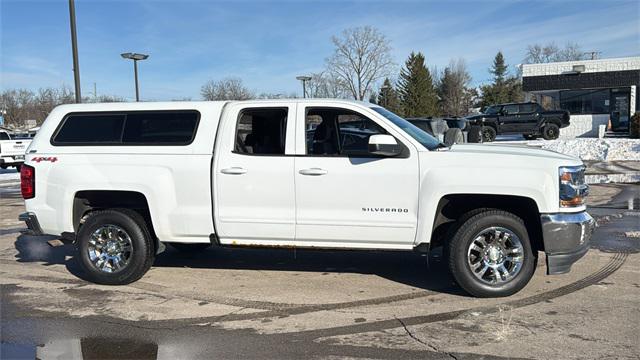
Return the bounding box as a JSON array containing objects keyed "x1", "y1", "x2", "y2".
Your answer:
[
  {"x1": 68, "y1": 0, "x2": 81, "y2": 103},
  {"x1": 296, "y1": 75, "x2": 312, "y2": 98},
  {"x1": 380, "y1": 84, "x2": 391, "y2": 108},
  {"x1": 121, "y1": 52, "x2": 149, "y2": 101}
]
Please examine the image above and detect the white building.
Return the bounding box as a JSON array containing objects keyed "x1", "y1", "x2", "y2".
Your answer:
[{"x1": 522, "y1": 56, "x2": 639, "y2": 138}]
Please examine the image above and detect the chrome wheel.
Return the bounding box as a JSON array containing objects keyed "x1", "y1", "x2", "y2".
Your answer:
[
  {"x1": 466, "y1": 227, "x2": 524, "y2": 285},
  {"x1": 87, "y1": 225, "x2": 133, "y2": 273}
]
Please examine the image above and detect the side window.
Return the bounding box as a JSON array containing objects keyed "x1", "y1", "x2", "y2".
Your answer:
[
  {"x1": 53, "y1": 114, "x2": 125, "y2": 144},
  {"x1": 502, "y1": 105, "x2": 519, "y2": 115},
  {"x1": 305, "y1": 107, "x2": 387, "y2": 156},
  {"x1": 52, "y1": 111, "x2": 199, "y2": 145},
  {"x1": 519, "y1": 104, "x2": 536, "y2": 113},
  {"x1": 122, "y1": 111, "x2": 199, "y2": 144},
  {"x1": 235, "y1": 108, "x2": 287, "y2": 155}
]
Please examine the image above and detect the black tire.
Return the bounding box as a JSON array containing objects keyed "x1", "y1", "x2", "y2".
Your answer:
[
  {"x1": 443, "y1": 128, "x2": 464, "y2": 146},
  {"x1": 15, "y1": 164, "x2": 21, "y2": 172},
  {"x1": 169, "y1": 242, "x2": 211, "y2": 252},
  {"x1": 76, "y1": 209, "x2": 155, "y2": 285},
  {"x1": 482, "y1": 126, "x2": 497, "y2": 142},
  {"x1": 0, "y1": 165, "x2": 7, "y2": 169},
  {"x1": 542, "y1": 123, "x2": 560, "y2": 140},
  {"x1": 448, "y1": 209, "x2": 536, "y2": 297},
  {"x1": 467, "y1": 125, "x2": 483, "y2": 143}
]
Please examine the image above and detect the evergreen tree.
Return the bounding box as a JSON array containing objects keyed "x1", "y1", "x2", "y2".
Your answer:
[
  {"x1": 397, "y1": 52, "x2": 439, "y2": 117},
  {"x1": 376, "y1": 78, "x2": 401, "y2": 114},
  {"x1": 479, "y1": 51, "x2": 523, "y2": 108},
  {"x1": 490, "y1": 51, "x2": 508, "y2": 84}
]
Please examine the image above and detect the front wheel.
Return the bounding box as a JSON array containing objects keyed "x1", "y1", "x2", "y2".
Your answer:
[
  {"x1": 448, "y1": 210, "x2": 536, "y2": 297},
  {"x1": 542, "y1": 123, "x2": 560, "y2": 140},
  {"x1": 76, "y1": 209, "x2": 155, "y2": 285}
]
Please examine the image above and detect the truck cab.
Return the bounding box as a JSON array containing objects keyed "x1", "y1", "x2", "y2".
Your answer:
[{"x1": 19, "y1": 100, "x2": 594, "y2": 297}]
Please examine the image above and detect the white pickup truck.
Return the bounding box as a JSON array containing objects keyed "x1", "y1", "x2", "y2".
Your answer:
[
  {"x1": 1, "y1": 129, "x2": 31, "y2": 170},
  {"x1": 19, "y1": 100, "x2": 594, "y2": 297}
]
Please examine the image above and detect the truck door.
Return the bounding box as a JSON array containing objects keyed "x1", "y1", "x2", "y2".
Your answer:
[
  {"x1": 213, "y1": 103, "x2": 296, "y2": 243},
  {"x1": 293, "y1": 103, "x2": 419, "y2": 248},
  {"x1": 498, "y1": 104, "x2": 520, "y2": 133},
  {"x1": 516, "y1": 103, "x2": 540, "y2": 133}
]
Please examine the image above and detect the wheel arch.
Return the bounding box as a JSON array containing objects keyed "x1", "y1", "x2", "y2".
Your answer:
[
  {"x1": 425, "y1": 193, "x2": 544, "y2": 254},
  {"x1": 72, "y1": 190, "x2": 161, "y2": 253}
]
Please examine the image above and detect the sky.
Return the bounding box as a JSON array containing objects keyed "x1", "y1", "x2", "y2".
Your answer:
[{"x1": 1, "y1": 0, "x2": 639, "y2": 101}]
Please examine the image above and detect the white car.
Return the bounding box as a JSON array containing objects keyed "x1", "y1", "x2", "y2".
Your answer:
[
  {"x1": 19, "y1": 100, "x2": 594, "y2": 297},
  {"x1": 0, "y1": 130, "x2": 31, "y2": 170}
]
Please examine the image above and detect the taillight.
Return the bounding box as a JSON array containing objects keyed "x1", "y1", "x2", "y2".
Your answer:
[{"x1": 21, "y1": 165, "x2": 35, "y2": 199}]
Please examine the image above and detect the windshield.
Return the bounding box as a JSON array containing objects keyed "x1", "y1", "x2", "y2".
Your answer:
[
  {"x1": 484, "y1": 105, "x2": 501, "y2": 115},
  {"x1": 371, "y1": 107, "x2": 442, "y2": 150}
]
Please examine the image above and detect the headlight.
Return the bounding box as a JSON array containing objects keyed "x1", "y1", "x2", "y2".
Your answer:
[{"x1": 559, "y1": 166, "x2": 588, "y2": 208}]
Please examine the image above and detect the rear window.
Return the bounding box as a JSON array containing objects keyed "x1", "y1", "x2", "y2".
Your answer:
[{"x1": 52, "y1": 110, "x2": 199, "y2": 145}]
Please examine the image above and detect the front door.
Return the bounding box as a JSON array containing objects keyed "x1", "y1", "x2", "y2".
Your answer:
[
  {"x1": 498, "y1": 104, "x2": 520, "y2": 133},
  {"x1": 213, "y1": 103, "x2": 297, "y2": 243},
  {"x1": 294, "y1": 104, "x2": 419, "y2": 249},
  {"x1": 610, "y1": 89, "x2": 630, "y2": 131}
]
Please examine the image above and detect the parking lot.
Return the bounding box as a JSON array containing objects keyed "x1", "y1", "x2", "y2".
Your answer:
[{"x1": 1, "y1": 170, "x2": 639, "y2": 359}]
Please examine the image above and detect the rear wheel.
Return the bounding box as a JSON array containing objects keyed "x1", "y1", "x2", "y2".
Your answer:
[
  {"x1": 169, "y1": 242, "x2": 211, "y2": 252},
  {"x1": 448, "y1": 210, "x2": 535, "y2": 297},
  {"x1": 542, "y1": 123, "x2": 560, "y2": 140},
  {"x1": 467, "y1": 125, "x2": 483, "y2": 143},
  {"x1": 482, "y1": 126, "x2": 496, "y2": 142},
  {"x1": 76, "y1": 209, "x2": 155, "y2": 285},
  {"x1": 443, "y1": 128, "x2": 464, "y2": 146}
]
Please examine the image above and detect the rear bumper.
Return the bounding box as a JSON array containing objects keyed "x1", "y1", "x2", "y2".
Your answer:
[
  {"x1": 19, "y1": 212, "x2": 44, "y2": 236},
  {"x1": 541, "y1": 211, "x2": 595, "y2": 275}
]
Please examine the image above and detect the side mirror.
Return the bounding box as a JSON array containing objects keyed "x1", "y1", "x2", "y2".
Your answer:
[{"x1": 368, "y1": 134, "x2": 401, "y2": 157}]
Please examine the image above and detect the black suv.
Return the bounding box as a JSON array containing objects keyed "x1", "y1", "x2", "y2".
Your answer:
[{"x1": 467, "y1": 102, "x2": 570, "y2": 141}]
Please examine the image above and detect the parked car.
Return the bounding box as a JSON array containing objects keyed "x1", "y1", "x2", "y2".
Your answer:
[
  {"x1": 0, "y1": 129, "x2": 31, "y2": 170},
  {"x1": 466, "y1": 102, "x2": 570, "y2": 141},
  {"x1": 19, "y1": 100, "x2": 593, "y2": 297},
  {"x1": 407, "y1": 117, "x2": 469, "y2": 145}
]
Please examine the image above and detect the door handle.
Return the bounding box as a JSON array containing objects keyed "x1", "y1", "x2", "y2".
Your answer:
[
  {"x1": 299, "y1": 168, "x2": 328, "y2": 176},
  {"x1": 221, "y1": 167, "x2": 247, "y2": 175}
]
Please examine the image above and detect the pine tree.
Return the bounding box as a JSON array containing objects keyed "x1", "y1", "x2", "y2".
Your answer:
[
  {"x1": 490, "y1": 51, "x2": 508, "y2": 84},
  {"x1": 479, "y1": 51, "x2": 523, "y2": 107},
  {"x1": 376, "y1": 78, "x2": 401, "y2": 114},
  {"x1": 397, "y1": 52, "x2": 439, "y2": 117}
]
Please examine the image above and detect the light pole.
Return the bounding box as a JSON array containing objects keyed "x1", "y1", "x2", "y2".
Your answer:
[
  {"x1": 68, "y1": 0, "x2": 81, "y2": 103},
  {"x1": 380, "y1": 84, "x2": 390, "y2": 108},
  {"x1": 296, "y1": 75, "x2": 312, "y2": 98},
  {"x1": 121, "y1": 52, "x2": 149, "y2": 101}
]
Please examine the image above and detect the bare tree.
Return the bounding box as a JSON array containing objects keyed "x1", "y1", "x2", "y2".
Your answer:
[
  {"x1": 306, "y1": 72, "x2": 349, "y2": 99},
  {"x1": 200, "y1": 77, "x2": 254, "y2": 100},
  {"x1": 438, "y1": 59, "x2": 474, "y2": 116},
  {"x1": 1, "y1": 86, "x2": 124, "y2": 128},
  {"x1": 524, "y1": 42, "x2": 586, "y2": 64},
  {"x1": 326, "y1": 26, "x2": 395, "y2": 100}
]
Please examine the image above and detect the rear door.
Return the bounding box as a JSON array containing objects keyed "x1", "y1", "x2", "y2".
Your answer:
[
  {"x1": 213, "y1": 102, "x2": 297, "y2": 243},
  {"x1": 515, "y1": 104, "x2": 539, "y2": 133},
  {"x1": 293, "y1": 102, "x2": 420, "y2": 249},
  {"x1": 498, "y1": 104, "x2": 520, "y2": 133}
]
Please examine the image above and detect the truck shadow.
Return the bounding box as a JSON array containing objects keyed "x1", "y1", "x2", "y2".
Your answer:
[
  {"x1": 153, "y1": 245, "x2": 464, "y2": 295},
  {"x1": 13, "y1": 234, "x2": 463, "y2": 295}
]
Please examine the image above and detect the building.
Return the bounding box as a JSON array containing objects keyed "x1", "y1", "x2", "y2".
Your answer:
[{"x1": 522, "y1": 56, "x2": 639, "y2": 138}]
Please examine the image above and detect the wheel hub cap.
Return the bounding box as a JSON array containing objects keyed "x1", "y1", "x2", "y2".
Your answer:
[
  {"x1": 87, "y1": 225, "x2": 133, "y2": 273},
  {"x1": 467, "y1": 227, "x2": 524, "y2": 285}
]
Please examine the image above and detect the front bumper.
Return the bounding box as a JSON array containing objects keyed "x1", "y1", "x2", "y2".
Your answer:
[
  {"x1": 19, "y1": 212, "x2": 44, "y2": 236},
  {"x1": 541, "y1": 211, "x2": 595, "y2": 275}
]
